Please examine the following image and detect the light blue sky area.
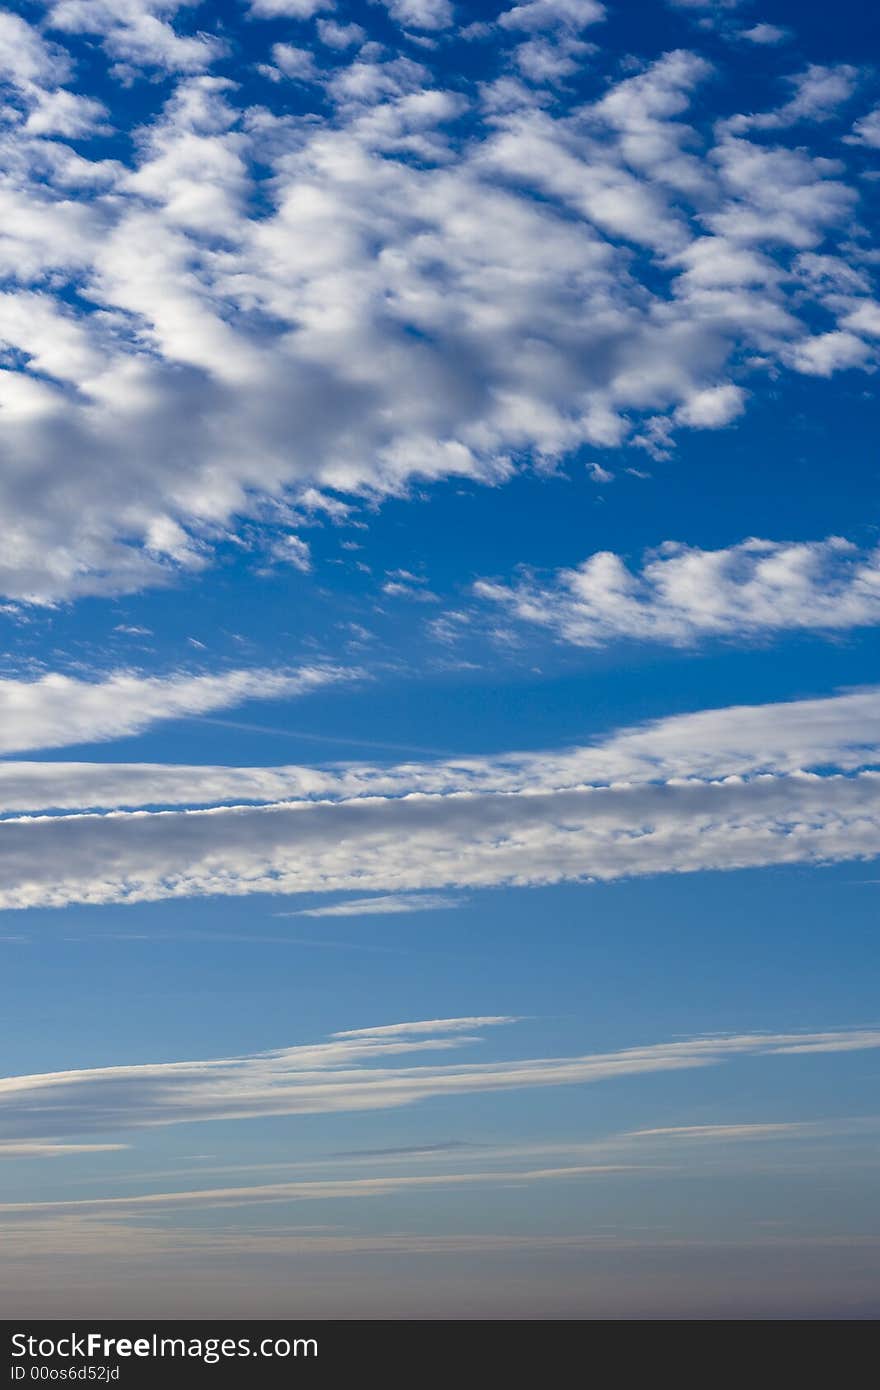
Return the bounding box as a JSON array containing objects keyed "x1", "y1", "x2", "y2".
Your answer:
[{"x1": 0, "y1": 0, "x2": 878, "y2": 1317}]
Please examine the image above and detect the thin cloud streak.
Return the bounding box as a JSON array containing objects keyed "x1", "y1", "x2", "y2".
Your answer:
[
  {"x1": 0, "y1": 666, "x2": 355, "y2": 756},
  {"x1": 0, "y1": 1162, "x2": 637, "y2": 1215},
  {"x1": 291, "y1": 893, "x2": 464, "y2": 917},
  {"x1": 2, "y1": 1019, "x2": 879, "y2": 1145}
]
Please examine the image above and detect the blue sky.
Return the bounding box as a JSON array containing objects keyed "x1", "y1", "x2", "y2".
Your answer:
[{"x1": 0, "y1": 0, "x2": 879, "y2": 1318}]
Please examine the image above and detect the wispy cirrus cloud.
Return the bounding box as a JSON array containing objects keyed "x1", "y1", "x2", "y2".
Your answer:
[
  {"x1": 0, "y1": 1162, "x2": 633, "y2": 1215},
  {"x1": 331, "y1": 1017, "x2": 518, "y2": 1038},
  {"x1": 290, "y1": 893, "x2": 463, "y2": 917},
  {"x1": 0, "y1": 1142, "x2": 128, "y2": 1158},
  {"x1": 2, "y1": 1018, "x2": 879, "y2": 1146}
]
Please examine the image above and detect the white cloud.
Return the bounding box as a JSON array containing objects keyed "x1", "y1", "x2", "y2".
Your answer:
[
  {"x1": 292, "y1": 893, "x2": 463, "y2": 916},
  {"x1": 333, "y1": 1016, "x2": 517, "y2": 1037},
  {"x1": 15, "y1": 669, "x2": 880, "y2": 911},
  {"x1": 1, "y1": 1163, "x2": 635, "y2": 1214},
  {"x1": 0, "y1": 664, "x2": 353, "y2": 755},
  {"x1": 0, "y1": 11, "x2": 71, "y2": 86},
  {"x1": 725, "y1": 65, "x2": 859, "y2": 133},
  {"x1": 626, "y1": 1122, "x2": 810, "y2": 1141},
  {"x1": 263, "y1": 44, "x2": 320, "y2": 83},
  {"x1": 705, "y1": 137, "x2": 855, "y2": 249},
  {"x1": 842, "y1": 301, "x2": 880, "y2": 337},
  {"x1": 587, "y1": 461, "x2": 613, "y2": 482},
  {"x1": 1, "y1": 763, "x2": 879, "y2": 910},
  {"x1": 0, "y1": 13, "x2": 70, "y2": 90},
  {"x1": 2, "y1": 685, "x2": 879, "y2": 815},
  {"x1": 847, "y1": 105, "x2": 880, "y2": 148},
  {"x1": 377, "y1": 0, "x2": 454, "y2": 29},
  {"x1": 44, "y1": 0, "x2": 224, "y2": 74},
  {"x1": 0, "y1": 1142, "x2": 128, "y2": 1158},
  {"x1": 267, "y1": 533, "x2": 312, "y2": 570},
  {"x1": 1, "y1": 1018, "x2": 878, "y2": 1145},
  {"x1": 24, "y1": 89, "x2": 109, "y2": 137},
  {"x1": 0, "y1": 684, "x2": 878, "y2": 909},
  {"x1": 0, "y1": 12, "x2": 108, "y2": 137},
  {"x1": 512, "y1": 37, "x2": 590, "y2": 84},
  {"x1": 316, "y1": 19, "x2": 365, "y2": 49},
  {"x1": 0, "y1": 39, "x2": 874, "y2": 599},
  {"x1": 475, "y1": 536, "x2": 880, "y2": 647},
  {"x1": 674, "y1": 383, "x2": 745, "y2": 427},
  {"x1": 788, "y1": 330, "x2": 873, "y2": 376},
  {"x1": 3, "y1": 1217, "x2": 878, "y2": 1278},
  {"x1": 248, "y1": 0, "x2": 333, "y2": 14},
  {"x1": 498, "y1": 0, "x2": 605, "y2": 33},
  {"x1": 739, "y1": 24, "x2": 788, "y2": 46}
]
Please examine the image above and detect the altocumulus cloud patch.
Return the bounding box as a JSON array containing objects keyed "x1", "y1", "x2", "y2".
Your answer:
[{"x1": 0, "y1": 3, "x2": 877, "y2": 598}]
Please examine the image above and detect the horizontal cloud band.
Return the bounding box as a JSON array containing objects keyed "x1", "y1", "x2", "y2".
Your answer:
[
  {"x1": 2, "y1": 1017, "x2": 879, "y2": 1145},
  {"x1": 0, "y1": 687, "x2": 878, "y2": 908},
  {"x1": 1, "y1": 686, "x2": 879, "y2": 812},
  {"x1": 0, "y1": 768, "x2": 878, "y2": 910}
]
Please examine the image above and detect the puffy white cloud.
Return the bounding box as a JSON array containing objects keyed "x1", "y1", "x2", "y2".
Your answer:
[
  {"x1": 498, "y1": 0, "x2": 605, "y2": 33},
  {"x1": 44, "y1": 0, "x2": 224, "y2": 74},
  {"x1": 841, "y1": 301, "x2": 880, "y2": 337},
  {"x1": 0, "y1": 664, "x2": 353, "y2": 755},
  {"x1": 2, "y1": 1017, "x2": 878, "y2": 1145},
  {"x1": 725, "y1": 64, "x2": 859, "y2": 133},
  {"x1": 674, "y1": 382, "x2": 745, "y2": 427},
  {"x1": 788, "y1": 330, "x2": 873, "y2": 376},
  {"x1": 0, "y1": 31, "x2": 875, "y2": 601},
  {"x1": 512, "y1": 37, "x2": 590, "y2": 84},
  {"x1": 23, "y1": 89, "x2": 109, "y2": 137},
  {"x1": 475, "y1": 536, "x2": 880, "y2": 647},
  {"x1": 739, "y1": 24, "x2": 788, "y2": 46},
  {"x1": 262, "y1": 43, "x2": 320, "y2": 83},
  {"x1": 248, "y1": 0, "x2": 333, "y2": 15},
  {"x1": 0, "y1": 11, "x2": 108, "y2": 137},
  {"x1": 704, "y1": 137, "x2": 856, "y2": 249},
  {"x1": 316, "y1": 19, "x2": 365, "y2": 49},
  {"x1": 377, "y1": 0, "x2": 455, "y2": 30},
  {"x1": 0, "y1": 12, "x2": 70, "y2": 89},
  {"x1": 847, "y1": 105, "x2": 880, "y2": 148}
]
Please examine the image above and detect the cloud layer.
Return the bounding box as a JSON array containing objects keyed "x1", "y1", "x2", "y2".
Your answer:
[
  {"x1": 0, "y1": 8, "x2": 877, "y2": 598},
  {"x1": 3, "y1": 685, "x2": 880, "y2": 808},
  {"x1": 3, "y1": 1014, "x2": 878, "y2": 1147},
  {"x1": 4, "y1": 769, "x2": 879, "y2": 910},
  {"x1": 0, "y1": 686, "x2": 878, "y2": 908}
]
